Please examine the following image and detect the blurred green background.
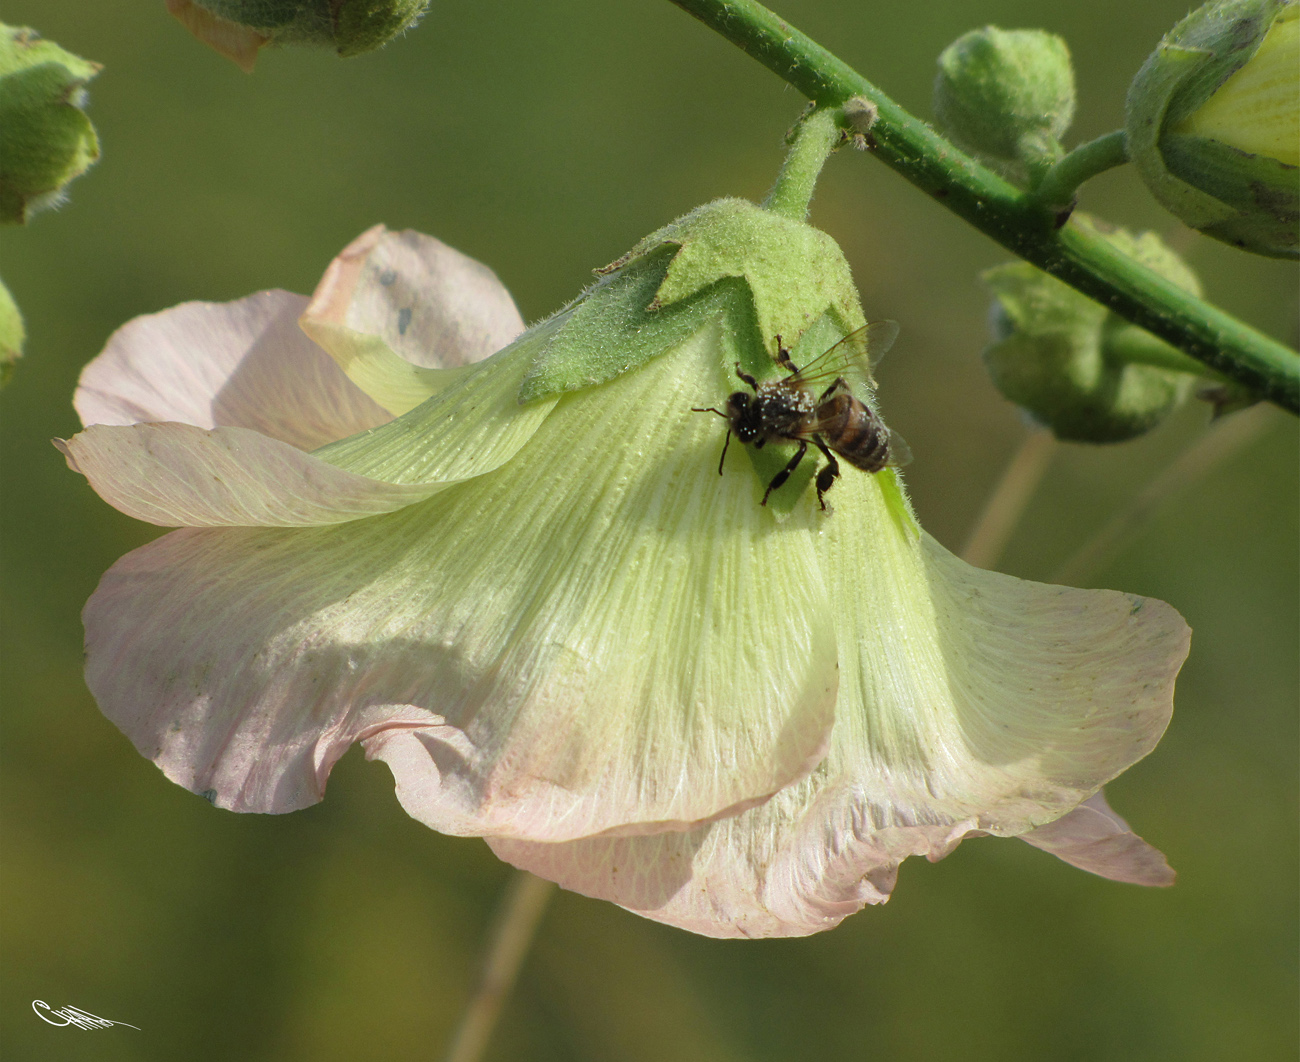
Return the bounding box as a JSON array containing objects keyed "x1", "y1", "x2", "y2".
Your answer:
[{"x1": 2, "y1": 1, "x2": 1296, "y2": 1059}]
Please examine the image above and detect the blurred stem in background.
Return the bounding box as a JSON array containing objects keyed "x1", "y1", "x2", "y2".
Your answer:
[
  {"x1": 1053, "y1": 403, "x2": 1278, "y2": 584},
  {"x1": 959, "y1": 430, "x2": 1059, "y2": 570},
  {"x1": 668, "y1": 0, "x2": 1300, "y2": 412},
  {"x1": 443, "y1": 871, "x2": 556, "y2": 1062}
]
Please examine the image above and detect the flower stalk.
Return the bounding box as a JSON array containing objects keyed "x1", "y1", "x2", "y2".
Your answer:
[
  {"x1": 762, "y1": 105, "x2": 843, "y2": 221},
  {"x1": 1032, "y1": 129, "x2": 1129, "y2": 209},
  {"x1": 668, "y1": 0, "x2": 1300, "y2": 413}
]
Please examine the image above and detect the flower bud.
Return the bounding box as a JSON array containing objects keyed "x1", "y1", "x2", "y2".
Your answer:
[
  {"x1": 982, "y1": 217, "x2": 1207, "y2": 442},
  {"x1": 165, "y1": 0, "x2": 429, "y2": 70},
  {"x1": 1126, "y1": 0, "x2": 1299, "y2": 258},
  {"x1": 934, "y1": 27, "x2": 1075, "y2": 178},
  {"x1": 0, "y1": 276, "x2": 23, "y2": 385},
  {"x1": 0, "y1": 25, "x2": 101, "y2": 224}
]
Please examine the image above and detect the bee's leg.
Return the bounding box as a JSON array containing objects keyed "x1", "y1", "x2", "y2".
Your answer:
[
  {"x1": 817, "y1": 376, "x2": 848, "y2": 403},
  {"x1": 733, "y1": 362, "x2": 759, "y2": 391},
  {"x1": 812, "y1": 436, "x2": 840, "y2": 510},
  {"x1": 717, "y1": 429, "x2": 732, "y2": 476},
  {"x1": 774, "y1": 339, "x2": 799, "y2": 375},
  {"x1": 761, "y1": 439, "x2": 808, "y2": 506}
]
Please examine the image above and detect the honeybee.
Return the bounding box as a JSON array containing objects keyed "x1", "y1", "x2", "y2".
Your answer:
[{"x1": 693, "y1": 322, "x2": 909, "y2": 510}]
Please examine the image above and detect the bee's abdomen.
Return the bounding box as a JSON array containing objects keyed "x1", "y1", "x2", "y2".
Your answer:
[{"x1": 822, "y1": 396, "x2": 890, "y2": 472}]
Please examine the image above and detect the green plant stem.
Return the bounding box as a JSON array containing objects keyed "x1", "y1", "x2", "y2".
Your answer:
[
  {"x1": 1033, "y1": 130, "x2": 1128, "y2": 208},
  {"x1": 669, "y1": 0, "x2": 1300, "y2": 414},
  {"x1": 763, "y1": 105, "x2": 843, "y2": 220}
]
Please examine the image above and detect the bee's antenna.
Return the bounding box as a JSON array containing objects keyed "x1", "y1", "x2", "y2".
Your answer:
[{"x1": 690, "y1": 407, "x2": 726, "y2": 417}]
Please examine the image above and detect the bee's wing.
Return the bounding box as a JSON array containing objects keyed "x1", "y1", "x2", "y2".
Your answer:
[
  {"x1": 785, "y1": 321, "x2": 899, "y2": 387},
  {"x1": 883, "y1": 426, "x2": 912, "y2": 468},
  {"x1": 862, "y1": 320, "x2": 899, "y2": 371}
]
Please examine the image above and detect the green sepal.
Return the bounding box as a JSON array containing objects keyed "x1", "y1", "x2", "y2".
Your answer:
[
  {"x1": 642, "y1": 198, "x2": 864, "y2": 354},
  {"x1": 0, "y1": 275, "x2": 24, "y2": 386},
  {"x1": 334, "y1": 0, "x2": 427, "y2": 56},
  {"x1": 0, "y1": 25, "x2": 101, "y2": 224},
  {"x1": 518, "y1": 246, "x2": 759, "y2": 403},
  {"x1": 1160, "y1": 133, "x2": 1298, "y2": 255},
  {"x1": 520, "y1": 198, "x2": 875, "y2": 515},
  {"x1": 522, "y1": 198, "x2": 865, "y2": 404},
  {"x1": 982, "y1": 219, "x2": 1206, "y2": 442},
  {"x1": 1126, "y1": 0, "x2": 1298, "y2": 257}
]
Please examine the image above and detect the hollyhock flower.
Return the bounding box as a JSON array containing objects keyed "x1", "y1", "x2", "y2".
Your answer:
[{"x1": 60, "y1": 203, "x2": 1189, "y2": 938}]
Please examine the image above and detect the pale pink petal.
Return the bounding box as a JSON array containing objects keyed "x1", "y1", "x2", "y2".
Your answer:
[
  {"x1": 83, "y1": 336, "x2": 838, "y2": 840},
  {"x1": 491, "y1": 808, "x2": 984, "y2": 938},
  {"x1": 74, "y1": 290, "x2": 391, "y2": 450},
  {"x1": 61, "y1": 331, "x2": 559, "y2": 527},
  {"x1": 56, "y1": 424, "x2": 439, "y2": 527},
  {"x1": 1019, "y1": 790, "x2": 1175, "y2": 886},
  {"x1": 303, "y1": 224, "x2": 525, "y2": 370}
]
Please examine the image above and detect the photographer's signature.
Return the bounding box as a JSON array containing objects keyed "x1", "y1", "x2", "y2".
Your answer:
[{"x1": 32, "y1": 1000, "x2": 139, "y2": 1030}]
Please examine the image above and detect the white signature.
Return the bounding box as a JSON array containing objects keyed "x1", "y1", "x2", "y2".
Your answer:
[{"x1": 32, "y1": 1000, "x2": 139, "y2": 1030}]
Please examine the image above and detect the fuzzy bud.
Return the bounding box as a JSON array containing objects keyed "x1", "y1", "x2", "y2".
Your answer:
[
  {"x1": 982, "y1": 218, "x2": 1208, "y2": 442},
  {"x1": 166, "y1": 0, "x2": 429, "y2": 70},
  {"x1": 934, "y1": 27, "x2": 1075, "y2": 178},
  {"x1": 0, "y1": 25, "x2": 101, "y2": 224},
  {"x1": 0, "y1": 276, "x2": 23, "y2": 386}
]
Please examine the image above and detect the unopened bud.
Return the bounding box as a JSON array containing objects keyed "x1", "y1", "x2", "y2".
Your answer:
[
  {"x1": 934, "y1": 27, "x2": 1075, "y2": 178},
  {"x1": 1126, "y1": 0, "x2": 1298, "y2": 258},
  {"x1": 0, "y1": 276, "x2": 23, "y2": 386},
  {"x1": 982, "y1": 217, "x2": 1208, "y2": 442},
  {"x1": 0, "y1": 25, "x2": 101, "y2": 224},
  {"x1": 166, "y1": 0, "x2": 429, "y2": 70}
]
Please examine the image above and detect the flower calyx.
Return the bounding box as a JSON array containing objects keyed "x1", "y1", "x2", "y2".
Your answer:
[
  {"x1": 517, "y1": 197, "x2": 874, "y2": 512},
  {"x1": 520, "y1": 197, "x2": 866, "y2": 402}
]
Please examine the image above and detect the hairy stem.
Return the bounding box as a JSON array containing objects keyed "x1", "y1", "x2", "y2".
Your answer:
[
  {"x1": 668, "y1": 0, "x2": 1299, "y2": 413},
  {"x1": 763, "y1": 105, "x2": 844, "y2": 221}
]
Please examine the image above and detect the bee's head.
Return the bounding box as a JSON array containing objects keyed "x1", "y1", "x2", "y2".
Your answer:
[{"x1": 725, "y1": 392, "x2": 761, "y2": 441}]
